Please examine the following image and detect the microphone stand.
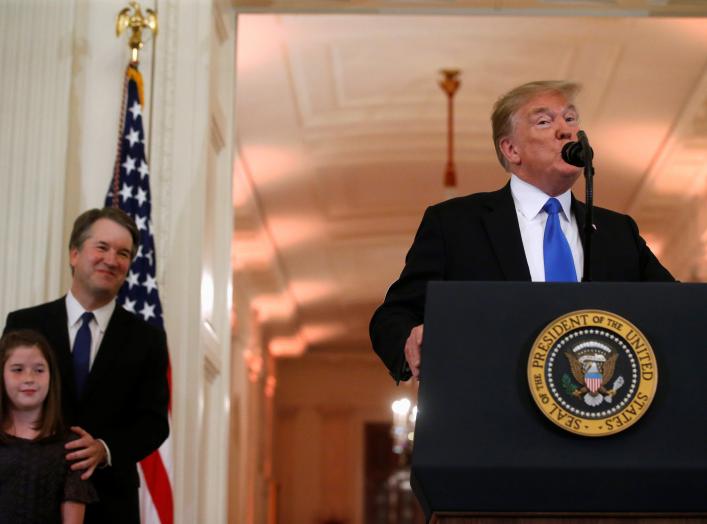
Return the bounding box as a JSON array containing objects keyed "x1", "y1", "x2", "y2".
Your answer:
[{"x1": 578, "y1": 130, "x2": 594, "y2": 282}]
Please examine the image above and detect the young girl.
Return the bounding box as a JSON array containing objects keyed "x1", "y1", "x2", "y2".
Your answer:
[{"x1": 0, "y1": 329, "x2": 97, "y2": 524}]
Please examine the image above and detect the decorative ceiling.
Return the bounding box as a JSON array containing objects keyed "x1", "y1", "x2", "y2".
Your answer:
[{"x1": 233, "y1": 13, "x2": 707, "y2": 358}]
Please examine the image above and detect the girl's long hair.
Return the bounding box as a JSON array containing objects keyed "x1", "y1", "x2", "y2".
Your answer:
[{"x1": 0, "y1": 330, "x2": 63, "y2": 441}]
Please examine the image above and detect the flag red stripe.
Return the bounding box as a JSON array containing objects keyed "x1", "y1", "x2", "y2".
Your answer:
[{"x1": 141, "y1": 451, "x2": 174, "y2": 524}]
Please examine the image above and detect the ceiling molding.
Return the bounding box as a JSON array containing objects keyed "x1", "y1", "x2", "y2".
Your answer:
[{"x1": 231, "y1": 0, "x2": 707, "y2": 16}]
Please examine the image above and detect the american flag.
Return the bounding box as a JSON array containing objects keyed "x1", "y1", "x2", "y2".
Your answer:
[{"x1": 106, "y1": 64, "x2": 174, "y2": 524}]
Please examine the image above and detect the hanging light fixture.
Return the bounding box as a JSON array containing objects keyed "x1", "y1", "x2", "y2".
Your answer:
[
  {"x1": 387, "y1": 397, "x2": 421, "y2": 522},
  {"x1": 391, "y1": 397, "x2": 417, "y2": 455},
  {"x1": 439, "y1": 69, "x2": 461, "y2": 192}
]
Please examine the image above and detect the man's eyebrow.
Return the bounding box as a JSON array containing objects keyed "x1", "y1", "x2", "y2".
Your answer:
[
  {"x1": 527, "y1": 106, "x2": 552, "y2": 119},
  {"x1": 527, "y1": 104, "x2": 578, "y2": 117}
]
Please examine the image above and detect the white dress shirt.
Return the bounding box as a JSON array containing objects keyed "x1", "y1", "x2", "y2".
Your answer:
[
  {"x1": 66, "y1": 291, "x2": 116, "y2": 369},
  {"x1": 510, "y1": 174, "x2": 584, "y2": 282}
]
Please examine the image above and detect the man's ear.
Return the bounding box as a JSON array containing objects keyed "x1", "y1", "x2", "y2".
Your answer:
[
  {"x1": 69, "y1": 247, "x2": 79, "y2": 270},
  {"x1": 499, "y1": 136, "x2": 521, "y2": 166}
]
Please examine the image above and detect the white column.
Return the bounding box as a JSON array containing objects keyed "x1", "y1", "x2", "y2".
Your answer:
[
  {"x1": 150, "y1": 0, "x2": 235, "y2": 522},
  {"x1": 0, "y1": 0, "x2": 75, "y2": 318},
  {"x1": 150, "y1": 0, "x2": 207, "y2": 519}
]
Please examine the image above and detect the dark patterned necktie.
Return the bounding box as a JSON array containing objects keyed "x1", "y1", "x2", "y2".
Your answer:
[{"x1": 73, "y1": 311, "x2": 94, "y2": 396}]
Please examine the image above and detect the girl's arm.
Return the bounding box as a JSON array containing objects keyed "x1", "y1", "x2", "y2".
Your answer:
[{"x1": 61, "y1": 501, "x2": 86, "y2": 524}]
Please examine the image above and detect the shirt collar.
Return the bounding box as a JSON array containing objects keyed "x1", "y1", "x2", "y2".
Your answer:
[
  {"x1": 65, "y1": 291, "x2": 116, "y2": 333},
  {"x1": 510, "y1": 174, "x2": 572, "y2": 221}
]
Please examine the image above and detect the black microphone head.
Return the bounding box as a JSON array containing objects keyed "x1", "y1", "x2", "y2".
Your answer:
[{"x1": 561, "y1": 141, "x2": 586, "y2": 167}]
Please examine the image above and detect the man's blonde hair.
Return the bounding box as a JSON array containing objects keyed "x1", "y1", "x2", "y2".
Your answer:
[{"x1": 491, "y1": 80, "x2": 581, "y2": 171}]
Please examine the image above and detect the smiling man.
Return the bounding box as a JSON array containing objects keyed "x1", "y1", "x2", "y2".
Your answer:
[
  {"x1": 370, "y1": 80, "x2": 675, "y2": 384},
  {"x1": 3, "y1": 207, "x2": 169, "y2": 524}
]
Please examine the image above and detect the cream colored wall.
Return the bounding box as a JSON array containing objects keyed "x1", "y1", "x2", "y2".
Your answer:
[
  {"x1": 273, "y1": 354, "x2": 407, "y2": 524},
  {"x1": 0, "y1": 1, "x2": 234, "y2": 523}
]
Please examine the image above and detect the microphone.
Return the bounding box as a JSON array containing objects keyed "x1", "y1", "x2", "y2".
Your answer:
[{"x1": 561, "y1": 130, "x2": 593, "y2": 167}]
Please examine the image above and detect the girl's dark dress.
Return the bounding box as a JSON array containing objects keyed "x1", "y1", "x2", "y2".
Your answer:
[{"x1": 0, "y1": 433, "x2": 98, "y2": 524}]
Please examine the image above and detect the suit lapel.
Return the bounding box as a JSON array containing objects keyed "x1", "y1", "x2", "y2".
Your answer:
[
  {"x1": 572, "y1": 196, "x2": 605, "y2": 280},
  {"x1": 47, "y1": 298, "x2": 71, "y2": 356},
  {"x1": 481, "y1": 183, "x2": 532, "y2": 281},
  {"x1": 44, "y1": 299, "x2": 80, "y2": 401}
]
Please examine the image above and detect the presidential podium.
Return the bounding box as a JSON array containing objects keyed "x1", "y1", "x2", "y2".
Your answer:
[{"x1": 410, "y1": 282, "x2": 707, "y2": 524}]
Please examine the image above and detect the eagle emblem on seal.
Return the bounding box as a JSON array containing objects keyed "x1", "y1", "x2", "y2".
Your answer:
[{"x1": 564, "y1": 342, "x2": 625, "y2": 407}]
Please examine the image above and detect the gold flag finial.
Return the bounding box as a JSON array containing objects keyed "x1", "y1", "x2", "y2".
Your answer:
[{"x1": 116, "y1": 1, "x2": 158, "y2": 65}]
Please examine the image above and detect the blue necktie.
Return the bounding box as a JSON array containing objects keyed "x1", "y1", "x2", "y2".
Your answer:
[
  {"x1": 543, "y1": 198, "x2": 577, "y2": 282},
  {"x1": 73, "y1": 311, "x2": 94, "y2": 396}
]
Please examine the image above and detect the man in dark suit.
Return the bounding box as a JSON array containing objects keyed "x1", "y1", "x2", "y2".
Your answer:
[
  {"x1": 370, "y1": 80, "x2": 674, "y2": 383},
  {"x1": 4, "y1": 207, "x2": 169, "y2": 524}
]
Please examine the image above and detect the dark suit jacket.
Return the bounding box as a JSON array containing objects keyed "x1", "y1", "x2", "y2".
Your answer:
[
  {"x1": 3, "y1": 298, "x2": 170, "y2": 524},
  {"x1": 369, "y1": 183, "x2": 675, "y2": 383}
]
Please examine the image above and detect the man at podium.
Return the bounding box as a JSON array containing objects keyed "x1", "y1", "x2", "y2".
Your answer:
[{"x1": 370, "y1": 80, "x2": 674, "y2": 384}]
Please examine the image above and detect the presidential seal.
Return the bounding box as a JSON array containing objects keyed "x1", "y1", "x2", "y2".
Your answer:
[{"x1": 527, "y1": 310, "x2": 658, "y2": 437}]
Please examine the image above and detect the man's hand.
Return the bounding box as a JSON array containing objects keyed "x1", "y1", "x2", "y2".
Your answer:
[
  {"x1": 404, "y1": 324, "x2": 424, "y2": 380},
  {"x1": 65, "y1": 426, "x2": 107, "y2": 480}
]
